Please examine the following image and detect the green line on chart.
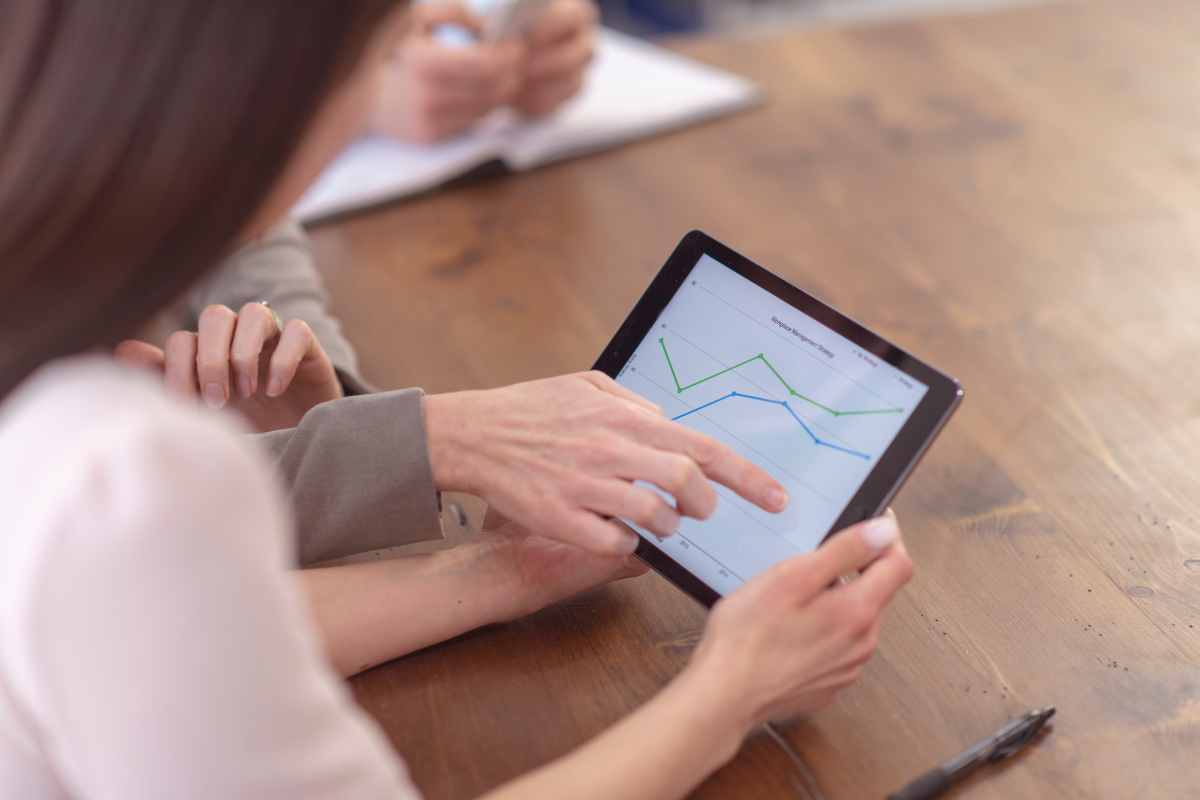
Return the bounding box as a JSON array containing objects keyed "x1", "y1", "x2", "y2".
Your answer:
[
  {"x1": 658, "y1": 337, "x2": 682, "y2": 392},
  {"x1": 657, "y1": 337, "x2": 904, "y2": 417}
]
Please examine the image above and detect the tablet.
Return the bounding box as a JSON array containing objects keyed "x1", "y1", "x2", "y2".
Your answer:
[{"x1": 594, "y1": 231, "x2": 962, "y2": 607}]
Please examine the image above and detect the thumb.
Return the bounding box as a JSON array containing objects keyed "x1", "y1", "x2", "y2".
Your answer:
[
  {"x1": 762, "y1": 514, "x2": 900, "y2": 603},
  {"x1": 114, "y1": 340, "x2": 166, "y2": 374},
  {"x1": 805, "y1": 514, "x2": 900, "y2": 590}
]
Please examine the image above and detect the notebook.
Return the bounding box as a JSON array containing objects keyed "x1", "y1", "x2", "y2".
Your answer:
[{"x1": 294, "y1": 28, "x2": 762, "y2": 222}]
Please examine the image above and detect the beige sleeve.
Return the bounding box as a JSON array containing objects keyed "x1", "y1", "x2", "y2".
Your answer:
[
  {"x1": 187, "y1": 219, "x2": 371, "y2": 395},
  {"x1": 253, "y1": 389, "x2": 445, "y2": 566}
]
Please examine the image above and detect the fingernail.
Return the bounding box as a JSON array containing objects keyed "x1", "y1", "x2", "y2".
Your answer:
[
  {"x1": 238, "y1": 375, "x2": 253, "y2": 399},
  {"x1": 767, "y1": 487, "x2": 788, "y2": 511},
  {"x1": 615, "y1": 530, "x2": 639, "y2": 555},
  {"x1": 203, "y1": 383, "x2": 226, "y2": 409},
  {"x1": 860, "y1": 515, "x2": 898, "y2": 551},
  {"x1": 266, "y1": 378, "x2": 282, "y2": 397}
]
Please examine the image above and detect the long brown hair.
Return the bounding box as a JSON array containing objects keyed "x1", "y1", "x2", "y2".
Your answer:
[{"x1": 0, "y1": 1, "x2": 400, "y2": 397}]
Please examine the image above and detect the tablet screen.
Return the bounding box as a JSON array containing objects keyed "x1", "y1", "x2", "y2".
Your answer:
[{"x1": 614, "y1": 253, "x2": 929, "y2": 596}]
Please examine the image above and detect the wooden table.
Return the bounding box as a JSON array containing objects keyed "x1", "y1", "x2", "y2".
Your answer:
[{"x1": 312, "y1": 1, "x2": 1200, "y2": 796}]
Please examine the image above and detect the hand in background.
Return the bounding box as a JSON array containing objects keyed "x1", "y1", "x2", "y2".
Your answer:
[
  {"x1": 684, "y1": 513, "x2": 913, "y2": 728},
  {"x1": 115, "y1": 303, "x2": 343, "y2": 433},
  {"x1": 424, "y1": 371, "x2": 789, "y2": 556},
  {"x1": 371, "y1": 3, "x2": 527, "y2": 143},
  {"x1": 515, "y1": 0, "x2": 597, "y2": 117}
]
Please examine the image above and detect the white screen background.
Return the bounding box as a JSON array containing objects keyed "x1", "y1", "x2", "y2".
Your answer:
[{"x1": 615, "y1": 255, "x2": 928, "y2": 595}]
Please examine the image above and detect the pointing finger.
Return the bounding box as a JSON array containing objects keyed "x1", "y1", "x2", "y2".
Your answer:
[{"x1": 637, "y1": 417, "x2": 788, "y2": 513}]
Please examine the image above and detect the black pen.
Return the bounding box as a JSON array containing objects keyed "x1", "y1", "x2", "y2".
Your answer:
[{"x1": 887, "y1": 707, "x2": 1055, "y2": 800}]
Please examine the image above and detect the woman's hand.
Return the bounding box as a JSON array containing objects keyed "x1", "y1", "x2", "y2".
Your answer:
[
  {"x1": 424, "y1": 371, "x2": 789, "y2": 555},
  {"x1": 477, "y1": 514, "x2": 913, "y2": 800},
  {"x1": 115, "y1": 303, "x2": 343, "y2": 432},
  {"x1": 682, "y1": 513, "x2": 913, "y2": 732},
  {"x1": 514, "y1": 0, "x2": 597, "y2": 117},
  {"x1": 371, "y1": 3, "x2": 527, "y2": 143},
  {"x1": 490, "y1": 522, "x2": 649, "y2": 621}
]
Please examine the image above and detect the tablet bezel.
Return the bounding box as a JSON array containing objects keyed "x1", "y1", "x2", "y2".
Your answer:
[{"x1": 592, "y1": 230, "x2": 963, "y2": 608}]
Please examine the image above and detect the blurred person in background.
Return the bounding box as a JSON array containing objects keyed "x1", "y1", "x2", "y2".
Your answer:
[{"x1": 374, "y1": 0, "x2": 599, "y2": 143}]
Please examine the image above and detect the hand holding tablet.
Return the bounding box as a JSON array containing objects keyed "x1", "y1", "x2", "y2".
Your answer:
[{"x1": 685, "y1": 514, "x2": 912, "y2": 727}]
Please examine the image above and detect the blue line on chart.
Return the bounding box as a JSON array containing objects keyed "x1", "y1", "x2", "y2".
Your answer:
[{"x1": 671, "y1": 391, "x2": 872, "y2": 461}]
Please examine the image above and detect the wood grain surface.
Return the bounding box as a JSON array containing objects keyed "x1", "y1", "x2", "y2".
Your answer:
[{"x1": 311, "y1": 2, "x2": 1200, "y2": 796}]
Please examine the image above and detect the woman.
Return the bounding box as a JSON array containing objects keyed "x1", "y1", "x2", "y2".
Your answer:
[{"x1": 0, "y1": 2, "x2": 913, "y2": 798}]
